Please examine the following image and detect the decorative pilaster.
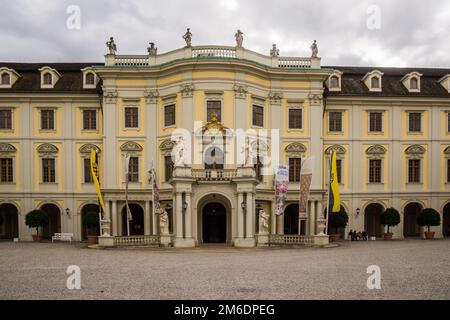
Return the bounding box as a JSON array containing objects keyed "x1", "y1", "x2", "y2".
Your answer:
[
  {"x1": 112, "y1": 200, "x2": 118, "y2": 236},
  {"x1": 144, "y1": 200, "x2": 151, "y2": 235}
]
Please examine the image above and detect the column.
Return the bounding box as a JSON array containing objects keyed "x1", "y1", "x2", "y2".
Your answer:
[
  {"x1": 102, "y1": 90, "x2": 118, "y2": 189},
  {"x1": 152, "y1": 201, "x2": 158, "y2": 235},
  {"x1": 245, "y1": 192, "x2": 254, "y2": 239},
  {"x1": 309, "y1": 200, "x2": 316, "y2": 236},
  {"x1": 270, "y1": 201, "x2": 276, "y2": 235},
  {"x1": 185, "y1": 192, "x2": 192, "y2": 238},
  {"x1": 175, "y1": 192, "x2": 183, "y2": 238},
  {"x1": 316, "y1": 200, "x2": 323, "y2": 235},
  {"x1": 104, "y1": 200, "x2": 111, "y2": 236},
  {"x1": 237, "y1": 192, "x2": 244, "y2": 238},
  {"x1": 144, "y1": 200, "x2": 151, "y2": 235},
  {"x1": 112, "y1": 200, "x2": 118, "y2": 236},
  {"x1": 276, "y1": 214, "x2": 284, "y2": 235}
]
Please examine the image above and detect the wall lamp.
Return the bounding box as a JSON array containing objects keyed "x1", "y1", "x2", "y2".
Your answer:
[
  {"x1": 183, "y1": 202, "x2": 188, "y2": 210},
  {"x1": 356, "y1": 208, "x2": 361, "y2": 216},
  {"x1": 65, "y1": 208, "x2": 70, "y2": 216},
  {"x1": 241, "y1": 201, "x2": 246, "y2": 210}
]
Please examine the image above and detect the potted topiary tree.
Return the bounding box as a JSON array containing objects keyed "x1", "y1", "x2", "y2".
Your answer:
[
  {"x1": 380, "y1": 207, "x2": 400, "y2": 240},
  {"x1": 83, "y1": 211, "x2": 100, "y2": 244},
  {"x1": 328, "y1": 206, "x2": 349, "y2": 242},
  {"x1": 25, "y1": 209, "x2": 48, "y2": 242},
  {"x1": 417, "y1": 208, "x2": 441, "y2": 240}
]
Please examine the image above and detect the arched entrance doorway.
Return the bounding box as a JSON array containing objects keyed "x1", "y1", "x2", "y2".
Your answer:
[
  {"x1": 404, "y1": 202, "x2": 422, "y2": 237},
  {"x1": 41, "y1": 203, "x2": 61, "y2": 239},
  {"x1": 364, "y1": 203, "x2": 384, "y2": 238},
  {"x1": 443, "y1": 203, "x2": 450, "y2": 237},
  {"x1": 202, "y1": 202, "x2": 227, "y2": 243},
  {"x1": 81, "y1": 204, "x2": 100, "y2": 240},
  {"x1": 284, "y1": 204, "x2": 306, "y2": 235},
  {"x1": 0, "y1": 203, "x2": 19, "y2": 239},
  {"x1": 121, "y1": 203, "x2": 144, "y2": 236}
]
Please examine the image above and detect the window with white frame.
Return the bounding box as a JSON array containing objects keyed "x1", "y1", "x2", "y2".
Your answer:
[
  {"x1": 120, "y1": 141, "x2": 143, "y2": 183},
  {"x1": 0, "y1": 143, "x2": 16, "y2": 183},
  {"x1": 288, "y1": 107, "x2": 302, "y2": 129},
  {"x1": 1, "y1": 72, "x2": 10, "y2": 85},
  {"x1": 0, "y1": 109, "x2": 12, "y2": 130},
  {"x1": 37, "y1": 143, "x2": 58, "y2": 183},
  {"x1": 405, "y1": 145, "x2": 425, "y2": 183},
  {"x1": 82, "y1": 109, "x2": 97, "y2": 130},
  {"x1": 40, "y1": 109, "x2": 55, "y2": 130},
  {"x1": 124, "y1": 106, "x2": 139, "y2": 128},
  {"x1": 366, "y1": 145, "x2": 386, "y2": 184},
  {"x1": 369, "y1": 111, "x2": 383, "y2": 133}
]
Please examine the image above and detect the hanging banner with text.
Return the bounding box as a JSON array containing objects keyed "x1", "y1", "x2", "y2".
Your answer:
[{"x1": 275, "y1": 164, "x2": 289, "y2": 216}]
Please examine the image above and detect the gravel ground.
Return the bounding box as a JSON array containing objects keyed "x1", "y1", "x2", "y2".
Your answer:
[{"x1": 0, "y1": 239, "x2": 449, "y2": 300}]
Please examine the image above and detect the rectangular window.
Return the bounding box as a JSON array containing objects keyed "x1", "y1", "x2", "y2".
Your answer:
[
  {"x1": 329, "y1": 111, "x2": 342, "y2": 132},
  {"x1": 408, "y1": 159, "x2": 421, "y2": 183},
  {"x1": 288, "y1": 158, "x2": 301, "y2": 182},
  {"x1": 369, "y1": 112, "x2": 383, "y2": 132},
  {"x1": 448, "y1": 159, "x2": 450, "y2": 183},
  {"x1": 128, "y1": 157, "x2": 139, "y2": 182},
  {"x1": 254, "y1": 156, "x2": 263, "y2": 182},
  {"x1": 336, "y1": 159, "x2": 342, "y2": 184},
  {"x1": 207, "y1": 101, "x2": 221, "y2": 122},
  {"x1": 124, "y1": 107, "x2": 139, "y2": 128},
  {"x1": 0, "y1": 158, "x2": 13, "y2": 182},
  {"x1": 164, "y1": 155, "x2": 174, "y2": 181},
  {"x1": 288, "y1": 108, "x2": 302, "y2": 129},
  {"x1": 447, "y1": 112, "x2": 450, "y2": 133},
  {"x1": 83, "y1": 158, "x2": 93, "y2": 183},
  {"x1": 408, "y1": 112, "x2": 421, "y2": 132},
  {"x1": 0, "y1": 109, "x2": 12, "y2": 130},
  {"x1": 252, "y1": 105, "x2": 264, "y2": 127},
  {"x1": 369, "y1": 159, "x2": 382, "y2": 183},
  {"x1": 41, "y1": 109, "x2": 55, "y2": 130},
  {"x1": 164, "y1": 104, "x2": 176, "y2": 127},
  {"x1": 83, "y1": 110, "x2": 97, "y2": 130},
  {"x1": 42, "y1": 158, "x2": 55, "y2": 183}
]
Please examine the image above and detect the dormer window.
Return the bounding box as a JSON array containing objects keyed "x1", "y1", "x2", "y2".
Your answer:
[
  {"x1": 327, "y1": 70, "x2": 343, "y2": 92},
  {"x1": 43, "y1": 73, "x2": 52, "y2": 85},
  {"x1": 1, "y1": 73, "x2": 10, "y2": 85},
  {"x1": 85, "y1": 72, "x2": 95, "y2": 85},
  {"x1": 362, "y1": 70, "x2": 384, "y2": 92},
  {"x1": 401, "y1": 72, "x2": 422, "y2": 93},
  {"x1": 81, "y1": 67, "x2": 98, "y2": 89},
  {"x1": 38, "y1": 66, "x2": 61, "y2": 89},
  {"x1": 438, "y1": 74, "x2": 450, "y2": 93}
]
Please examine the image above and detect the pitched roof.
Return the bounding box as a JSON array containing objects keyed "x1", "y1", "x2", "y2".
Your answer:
[
  {"x1": 0, "y1": 62, "x2": 103, "y2": 94},
  {"x1": 324, "y1": 66, "x2": 450, "y2": 98}
]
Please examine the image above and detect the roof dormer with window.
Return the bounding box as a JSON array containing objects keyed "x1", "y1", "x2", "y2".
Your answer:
[
  {"x1": 81, "y1": 67, "x2": 99, "y2": 89},
  {"x1": 438, "y1": 74, "x2": 450, "y2": 93},
  {"x1": 38, "y1": 66, "x2": 61, "y2": 89},
  {"x1": 326, "y1": 70, "x2": 343, "y2": 92},
  {"x1": 0, "y1": 67, "x2": 21, "y2": 89},
  {"x1": 401, "y1": 71, "x2": 422, "y2": 93},
  {"x1": 362, "y1": 70, "x2": 383, "y2": 92}
]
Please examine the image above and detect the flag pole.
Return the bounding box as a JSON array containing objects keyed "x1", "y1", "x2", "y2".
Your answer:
[{"x1": 325, "y1": 149, "x2": 332, "y2": 236}]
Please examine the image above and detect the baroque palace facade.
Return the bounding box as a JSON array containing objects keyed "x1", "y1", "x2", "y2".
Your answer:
[{"x1": 1, "y1": 38, "x2": 450, "y2": 246}]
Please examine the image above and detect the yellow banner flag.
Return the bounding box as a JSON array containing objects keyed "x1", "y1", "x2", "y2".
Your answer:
[
  {"x1": 330, "y1": 150, "x2": 341, "y2": 213},
  {"x1": 90, "y1": 149, "x2": 106, "y2": 215}
]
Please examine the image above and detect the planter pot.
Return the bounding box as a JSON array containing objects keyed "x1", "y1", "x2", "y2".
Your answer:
[
  {"x1": 383, "y1": 232, "x2": 393, "y2": 240},
  {"x1": 32, "y1": 235, "x2": 43, "y2": 242},
  {"x1": 329, "y1": 234, "x2": 341, "y2": 242},
  {"x1": 424, "y1": 231, "x2": 435, "y2": 240},
  {"x1": 87, "y1": 235, "x2": 98, "y2": 244}
]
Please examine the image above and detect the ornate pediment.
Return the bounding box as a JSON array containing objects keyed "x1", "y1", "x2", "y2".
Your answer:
[
  {"x1": 37, "y1": 143, "x2": 58, "y2": 154},
  {"x1": 325, "y1": 145, "x2": 346, "y2": 155},
  {"x1": 120, "y1": 141, "x2": 143, "y2": 152},
  {"x1": 366, "y1": 145, "x2": 386, "y2": 155},
  {"x1": 79, "y1": 144, "x2": 101, "y2": 154},
  {"x1": 0, "y1": 143, "x2": 16, "y2": 153},
  {"x1": 202, "y1": 112, "x2": 227, "y2": 133},
  {"x1": 159, "y1": 139, "x2": 175, "y2": 151},
  {"x1": 444, "y1": 146, "x2": 450, "y2": 155},
  {"x1": 285, "y1": 142, "x2": 307, "y2": 155},
  {"x1": 405, "y1": 145, "x2": 425, "y2": 155},
  {"x1": 250, "y1": 139, "x2": 270, "y2": 153}
]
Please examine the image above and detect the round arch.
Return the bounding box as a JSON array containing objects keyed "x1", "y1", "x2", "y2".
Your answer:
[
  {"x1": 284, "y1": 203, "x2": 306, "y2": 235},
  {"x1": 121, "y1": 203, "x2": 144, "y2": 236},
  {"x1": 80, "y1": 203, "x2": 100, "y2": 240},
  {"x1": 0, "y1": 203, "x2": 19, "y2": 239},
  {"x1": 196, "y1": 193, "x2": 233, "y2": 245},
  {"x1": 40, "y1": 203, "x2": 61, "y2": 239},
  {"x1": 403, "y1": 202, "x2": 423, "y2": 238},
  {"x1": 364, "y1": 202, "x2": 385, "y2": 238},
  {"x1": 442, "y1": 202, "x2": 450, "y2": 237}
]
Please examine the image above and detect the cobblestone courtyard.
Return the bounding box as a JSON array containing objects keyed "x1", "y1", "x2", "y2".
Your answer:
[{"x1": 0, "y1": 239, "x2": 449, "y2": 300}]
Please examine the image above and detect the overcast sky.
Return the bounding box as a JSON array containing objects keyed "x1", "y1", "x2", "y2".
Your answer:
[{"x1": 1, "y1": 0, "x2": 449, "y2": 67}]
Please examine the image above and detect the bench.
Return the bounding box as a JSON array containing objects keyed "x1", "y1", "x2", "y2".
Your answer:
[{"x1": 52, "y1": 233, "x2": 73, "y2": 243}]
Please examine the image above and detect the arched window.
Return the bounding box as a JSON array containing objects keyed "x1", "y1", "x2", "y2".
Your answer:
[
  {"x1": 330, "y1": 76, "x2": 339, "y2": 89},
  {"x1": 43, "y1": 72, "x2": 52, "y2": 85},
  {"x1": 1, "y1": 72, "x2": 10, "y2": 85},
  {"x1": 85, "y1": 72, "x2": 95, "y2": 85},
  {"x1": 371, "y1": 76, "x2": 380, "y2": 89},
  {"x1": 410, "y1": 77, "x2": 418, "y2": 90}
]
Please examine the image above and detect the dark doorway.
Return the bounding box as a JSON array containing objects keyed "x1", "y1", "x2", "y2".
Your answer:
[
  {"x1": 81, "y1": 204, "x2": 100, "y2": 240},
  {"x1": 202, "y1": 202, "x2": 226, "y2": 243},
  {"x1": 404, "y1": 203, "x2": 422, "y2": 237},
  {"x1": 284, "y1": 204, "x2": 305, "y2": 235},
  {"x1": 121, "y1": 203, "x2": 144, "y2": 236},
  {"x1": 0, "y1": 203, "x2": 19, "y2": 239},
  {"x1": 41, "y1": 204, "x2": 61, "y2": 239},
  {"x1": 443, "y1": 203, "x2": 450, "y2": 237},
  {"x1": 364, "y1": 203, "x2": 384, "y2": 238}
]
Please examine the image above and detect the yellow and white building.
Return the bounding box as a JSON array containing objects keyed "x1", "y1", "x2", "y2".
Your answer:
[{"x1": 0, "y1": 43, "x2": 449, "y2": 246}]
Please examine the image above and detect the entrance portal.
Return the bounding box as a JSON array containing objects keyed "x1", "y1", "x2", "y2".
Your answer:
[
  {"x1": 202, "y1": 202, "x2": 226, "y2": 243},
  {"x1": 0, "y1": 203, "x2": 19, "y2": 239},
  {"x1": 443, "y1": 203, "x2": 450, "y2": 237},
  {"x1": 121, "y1": 203, "x2": 144, "y2": 236},
  {"x1": 404, "y1": 202, "x2": 422, "y2": 237},
  {"x1": 364, "y1": 203, "x2": 384, "y2": 238},
  {"x1": 41, "y1": 203, "x2": 61, "y2": 239}
]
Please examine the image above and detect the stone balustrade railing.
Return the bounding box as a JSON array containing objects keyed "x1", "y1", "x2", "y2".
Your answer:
[
  {"x1": 114, "y1": 235, "x2": 160, "y2": 246},
  {"x1": 192, "y1": 168, "x2": 237, "y2": 181},
  {"x1": 105, "y1": 46, "x2": 320, "y2": 69},
  {"x1": 269, "y1": 234, "x2": 314, "y2": 245}
]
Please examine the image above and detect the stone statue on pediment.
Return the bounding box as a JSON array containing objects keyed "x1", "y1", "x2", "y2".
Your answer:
[
  {"x1": 183, "y1": 28, "x2": 192, "y2": 47},
  {"x1": 310, "y1": 40, "x2": 318, "y2": 58},
  {"x1": 106, "y1": 37, "x2": 117, "y2": 54},
  {"x1": 259, "y1": 209, "x2": 269, "y2": 234},
  {"x1": 270, "y1": 44, "x2": 279, "y2": 57},
  {"x1": 159, "y1": 210, "x2": 169, "y2": 235},
  {"x1": 235, "y1": 29, "x2": 244, "y2": 47},
  {"x1": 147, "y1": 42, "x2": 157, "y2": 56}
]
